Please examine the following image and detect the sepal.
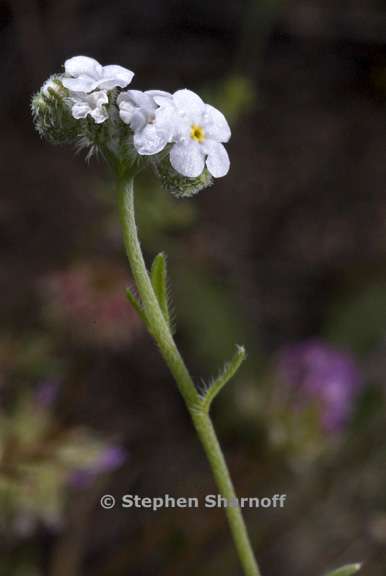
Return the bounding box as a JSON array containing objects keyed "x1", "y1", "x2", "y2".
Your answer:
[{"x1": 153, "y1": 154, "x2": 213, "y2": 198}]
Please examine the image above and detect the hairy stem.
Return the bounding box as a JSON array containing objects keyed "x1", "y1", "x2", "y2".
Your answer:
[{"x1": 116, "y1": 176, "x2": 261, "y2": 576}]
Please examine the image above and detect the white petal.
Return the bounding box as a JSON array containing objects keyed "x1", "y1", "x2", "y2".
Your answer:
[
  {"x1": 117, "y1": 90, "x2": 149, "y2": 111},
  {"x1": 64, "y1": 56, "x2": 102, "y2": 79},
  {"x1": 204, "y1": 141, "x2": 230, "y2": 177},
  {"x1": 71, "y1": 103, "x2": 91, "y2": 119},
  {"x1": 116, "y1": 91, "x2": 132, "y2": 108},
  {"x1": 130, "y1": 109, "x2": 148, "y2": 131},
  {"x1": 116, "y1": 91, "x2": 128, "y2": 105},
  {"x1": 94, "y1": 91, "x2": 109, "y2": 105},
  {"x1": 133, "y1": 125, "x2": 169, "y2": 155},
  {"x1": 170, "y1": 141, "x2": 205, "y2": 177},
  {"x1": 118, "y1": 91, "x2": 155, "y2": 130},
  {"x1": 118, "y1": 100, "x2": 135, "y2": 125},
  {"x1": 103, "y1": 64, "x2": 134, "y2": 88},
  {"x1": 154, "y1": 106, "x2": 178, "y2": 141},
  {"x1": 204, "y1": 104, "x2": 231, "y2": 142},
  {"x1": 173, "y1": 89, "x2": 205, "y2": 118},
  {"x1": 146, "y1": 90, "x2": 172, "y2": 98},
  {"x1": 125, "y1": 90, "x2": 154, "y2": 110},
  {"x1": 62, "y1": 76, "x2": 98, "y2": 92},
  {"x1": 91, "y1": 107, "x2": 108, "y2": 124},
  {"x1": 119, "y1": 110, "x2": 133, "y2": 125},
  {"x1": 146, "y1": 90, "x2": 173, "y2": 107},
  {"x1": 69, "y1": 91, "x2": 108, "y2": 123},
  {"x1": 96, "y1": 79, "x2": 125, "y2": 90},
  {"x1": 87, "y1": 90, "x2": 108, "y2": 106}
]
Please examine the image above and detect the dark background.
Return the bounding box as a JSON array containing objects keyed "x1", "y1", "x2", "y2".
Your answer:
[{"x1": 1, "y1": 1, "x2": 386, "y2": 575}]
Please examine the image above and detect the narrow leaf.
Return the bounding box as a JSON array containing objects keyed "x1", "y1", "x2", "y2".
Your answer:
[
  {"x1": 201, "y1": 345, "x2": 246, "y2": 413},
  {"x1": 126, "y1": 287, "x2": 146, "y2": 322},
  {"x1": 151, "y1": 252, "x2": 171, "y2": 328},
  {"x1": 324, "y1": 563, "x2": 362, "y2": 576}
]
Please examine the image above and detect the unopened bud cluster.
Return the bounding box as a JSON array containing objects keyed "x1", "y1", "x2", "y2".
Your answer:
[
  {"x1": 32, "y1": 56, "x2": 232, "y2": 197},
  {"x1": 31, "y1": 76, "x2": 79, "y2": 145}
]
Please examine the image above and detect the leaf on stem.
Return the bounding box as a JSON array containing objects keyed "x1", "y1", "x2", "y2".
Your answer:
[
  {"x1": 324, "y1": 563, "x2": 362, "y2": 576},
  {"x1": 150, "y1": 252, "x2": 172, "y2": 331},
  {"x1": 200, "y1": 345, "x2": 246, "y2": 413},
  {"x1": 126, "y1": 286, "x2": 146, "y2": 322}
]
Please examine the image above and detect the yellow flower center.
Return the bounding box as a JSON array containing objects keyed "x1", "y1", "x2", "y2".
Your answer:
[{"x1": 190, "y1": 124, "x2": 205, "y2": 143}]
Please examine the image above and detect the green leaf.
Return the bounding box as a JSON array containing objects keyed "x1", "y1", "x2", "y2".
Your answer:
[
  {"x1": 126, "y1": 286, "x2": 146, "y2": 322},
  {"x1": 324, "y1": 563, "x2": 362, "y2": 576},
  {"x1": 200, "y1": 345, "x2": 246, "y2": 413},
  {"x1": 151, "y1": 252, "x2": 172, "y2": 329}
]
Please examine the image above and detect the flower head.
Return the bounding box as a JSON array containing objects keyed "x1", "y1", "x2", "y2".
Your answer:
[
  {"x1": 62, "y1": 56, "x2": 134, "y2": 93},
  {"x1": 32, "y1": 57, "x2": 232, "y2": 191},
  {"x1": 159, "y1": 89, "x2": 231, "y2": 178}
]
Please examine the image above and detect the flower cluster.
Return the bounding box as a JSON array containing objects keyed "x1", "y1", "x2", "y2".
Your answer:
[{"x1": 32, "y1": 56, "x2": 231, "y2": 195}]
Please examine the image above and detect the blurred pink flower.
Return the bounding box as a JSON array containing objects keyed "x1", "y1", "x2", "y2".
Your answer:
[{"x1": 41, "y1": 262, "x2": 141, "y2": 348}]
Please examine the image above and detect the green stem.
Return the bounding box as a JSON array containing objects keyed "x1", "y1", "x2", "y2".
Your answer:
[
  {"x1": 191, "y1": 412, "x2": 261, "y2": 576},
  {"x1": 116, "y1": 176, "x2": 261, "y2": 576}
]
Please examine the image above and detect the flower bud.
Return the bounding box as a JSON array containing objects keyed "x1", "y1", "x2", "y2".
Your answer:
[
  {"x1": 31, "y1": 75, "x2": 80, "y2": 145},
  {"x1": 153, "y1": 154, "x2": 213, "y2": 198}
]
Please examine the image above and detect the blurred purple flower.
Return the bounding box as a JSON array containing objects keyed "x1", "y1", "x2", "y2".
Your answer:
[
  {"x1": 276, "y1": 340, "x2": 363, "y2": 432},
  {"x1": 35, "y1": 379, "x2": 60, "y2": 408},
  {"x1": 70, "y1": 446, "x2": 127, "y2": 488}
]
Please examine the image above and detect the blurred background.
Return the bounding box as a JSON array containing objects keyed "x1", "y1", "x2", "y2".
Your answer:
[{"x1": 1, "y1": 0, "x2": 386, "y2": 575}]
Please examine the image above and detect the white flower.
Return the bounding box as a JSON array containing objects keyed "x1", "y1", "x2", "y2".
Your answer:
[
  {"x1": 159, "y1": 89, "x2": 231, "y2": 178},
  {"x1": 68, "y1": 91, "x2": 109, "y2": 124},
  {"x1": 62, "y1": 56, "x2": 134, "y2": 93},
  {"x1": 117, "y1": 89, "x2": 175, "y2": 155}
]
